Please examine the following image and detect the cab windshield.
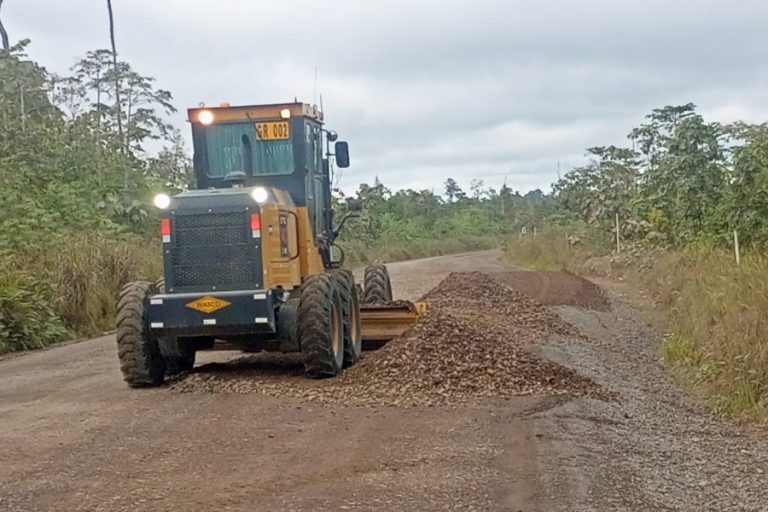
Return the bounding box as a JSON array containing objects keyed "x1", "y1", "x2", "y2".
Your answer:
[{"x1": 205, "y1": 122, "x2": 294, "y2": 177}]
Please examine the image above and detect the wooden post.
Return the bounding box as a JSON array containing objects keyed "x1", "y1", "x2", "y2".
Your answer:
[
  {"x1": 20, "y1": 85, "x2": 25, "y2": 132},
  {"x1": 615, "y1": 212, "x2": 621, "y2": 254},
  {"x1": 734, "y1": 230, "x2": 741, "y2": 266}
]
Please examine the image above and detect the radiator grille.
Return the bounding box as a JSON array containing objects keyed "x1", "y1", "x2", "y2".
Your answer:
[{"x1": 169, "y1": 211, "x2": 258, "y2": 289}]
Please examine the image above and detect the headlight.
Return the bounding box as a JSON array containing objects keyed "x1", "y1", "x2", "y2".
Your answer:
[
  {"x1": 198, "y1": 110, "x2": 214, "y2": 125},
  {"x1": 153, "y1": 193, "x2": 171, "y2": 209},
  {"x1": 251, "y1": 187, "x2": 269, "y2": 203}
]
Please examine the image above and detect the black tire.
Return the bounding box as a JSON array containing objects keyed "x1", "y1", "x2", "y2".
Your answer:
[
  {"x1": 166, "y1": 349, "x2": 196, "y2": 375},
  {"x1": 330, "y1": 269, "x2": 362, "y2": 367},
  {"x1": 363, "y1": 263, "x2": 393, "y2": 305},
  {"x1": 154, "y1": 277, "x2": 196, "y2": 374},
  {"x1": 298, "y1": 274, "x2": 344, "y2": 378},
  {"x1": 116, "y1": 281, "x2": 166, "y2": 387}
]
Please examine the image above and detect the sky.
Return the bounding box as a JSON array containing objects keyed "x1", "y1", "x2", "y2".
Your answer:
[{"x1": 5, "y1": 0, "x2": 768, "y2": 195}]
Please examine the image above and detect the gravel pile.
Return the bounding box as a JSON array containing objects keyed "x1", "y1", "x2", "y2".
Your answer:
[
  {"x1": 171, "y1": 272, "x2": 611, "y2": 405},
  {"x1": 422, "y1": 271, "x2": 582, "y2": 339},
  {"x1": 490, "y1": 270, "x2": 611, "y2": 311}
]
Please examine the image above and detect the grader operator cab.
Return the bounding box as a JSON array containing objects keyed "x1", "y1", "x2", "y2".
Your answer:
[{"x1": 116, "y1": 102, "x2": 422, "y2": 387}]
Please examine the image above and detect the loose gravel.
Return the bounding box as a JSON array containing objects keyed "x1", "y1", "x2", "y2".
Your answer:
[
  {"x1": 170, "y1": 271, "x2": 611, "y2": 405},
  {"x1": 527, "y1": 290, "x2": 768, "y2": 511}
]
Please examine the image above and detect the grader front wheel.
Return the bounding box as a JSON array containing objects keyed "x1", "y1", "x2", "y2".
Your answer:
[{"x1": 363, "y1": 263, "x2": 393, "y2": 305}]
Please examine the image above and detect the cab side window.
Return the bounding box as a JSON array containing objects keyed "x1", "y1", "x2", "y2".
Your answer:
[{"x1": 305, "y1": 123, "x2": 323, "y2": 238}]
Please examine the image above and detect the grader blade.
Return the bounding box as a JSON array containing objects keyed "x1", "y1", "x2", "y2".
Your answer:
[{"x1": 360, "y1": 301, "x2": 427, "y2": 350}]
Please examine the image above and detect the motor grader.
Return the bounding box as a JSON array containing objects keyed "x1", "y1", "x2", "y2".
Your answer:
[{"x1": 116, "y1": 102, "x2": 421, "y2": 387}]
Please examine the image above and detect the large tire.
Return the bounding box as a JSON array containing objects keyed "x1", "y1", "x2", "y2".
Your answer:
[
  {"x1": 151, "y1": 278, "x2": 195, "y2": 376},
  {"x1": 298, "y1": 274, "x2": 344, "y2": 378},
  {"x1": 166, "y1": 349, "x2": 196, "y2": 375},
  {"x1": 330, "y1": 269, "x2": 362, "y2": 367},
  {"x1": 363, "y1": 263, "x2": 393, "y2": 305},
  {"x1": 116, "y1": 281, "x2": 166, "y2": 387}
]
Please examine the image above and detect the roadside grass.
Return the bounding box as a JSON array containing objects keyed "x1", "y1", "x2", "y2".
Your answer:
[
  {"x1": 53, "y1": 233, "x2": 162, "y2": 334},
  {"x1": 0, "y1": 232, "x2": 161, "y2": 354},
  {"x1": 651, "y1": 247, "x2": 768, "y2": 422},
  {"x1": 504, "y1": 228, "x2": 608, "y2": 271}
]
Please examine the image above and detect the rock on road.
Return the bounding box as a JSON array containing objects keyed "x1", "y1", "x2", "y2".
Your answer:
[{"x1": 1, "y1": 249, "x2": 768, "y2": 511}]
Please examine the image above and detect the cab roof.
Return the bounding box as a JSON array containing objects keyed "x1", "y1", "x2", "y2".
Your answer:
[{"x1": 187, "y1": 102, "x2": 323, "y2": 124}]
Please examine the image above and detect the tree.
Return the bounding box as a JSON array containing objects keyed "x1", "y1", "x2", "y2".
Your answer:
[
  {"x1": 71, "y1": 50, "x2": 113, "y2": 129},
  {"x1": 0, "y1": 0, "x2": 9, "y2": 52},
  {"x1": 444, "y1": 178, "x2": 462, "y2": 202},
  {"x1": 146, "y1": 129, "x2": 193, "y2": 191},
  {"x1": 470, "y1": 179, "x2": 485, "y2": 199}
]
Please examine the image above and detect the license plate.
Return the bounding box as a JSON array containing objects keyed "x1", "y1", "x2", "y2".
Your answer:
[{"x1": 255, "y1": 121, "x2": 290, "y2": 140}]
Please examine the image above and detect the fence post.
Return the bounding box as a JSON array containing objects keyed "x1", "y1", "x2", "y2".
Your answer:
[
  {"x1": 615, "y1": 212, "x2": 621, "y2": 254},
  {"x1": 734, "y1": 230, "x2": 741, "y2": 266}
]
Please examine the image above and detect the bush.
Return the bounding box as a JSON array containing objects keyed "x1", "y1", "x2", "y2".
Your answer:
[{"x1": 0, "y1": 271, "x2": 67, "y2": 353}]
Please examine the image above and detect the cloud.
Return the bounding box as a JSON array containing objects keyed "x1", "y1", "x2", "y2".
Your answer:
[{"x1": 6, "y1": 0, "x2": 768, "y2": 195}]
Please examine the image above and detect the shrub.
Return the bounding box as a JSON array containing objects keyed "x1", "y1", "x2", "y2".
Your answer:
[{"x1": 0, "y1": 271, "x2": 67, "y2": 352}]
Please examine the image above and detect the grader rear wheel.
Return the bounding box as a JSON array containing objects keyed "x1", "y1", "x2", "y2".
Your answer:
[
  {"x1": 166, "y1": 349, "x2": 196, "y2": 375},
  {"x1": 298, "y1": 274, "x2": 345, "y2": 378},
  {"x1": 116, "y1": 281, "x2": 166, "y2": 387},
  {"x1": 330, "y1": 269, "x2": 363, "y2": 366},
  {"x1": 152, "y1": 277, "x2": 196, "y2": 376},
  {"x1": 363, "y1": 263, "x2": 393, "y2": 305}
]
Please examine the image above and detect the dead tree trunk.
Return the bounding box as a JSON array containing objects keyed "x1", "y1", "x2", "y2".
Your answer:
[
  {"x1": 0, "y1": 0, "x2": 10, "y2": 51},
  {"x1": 106, "y1": 0, "x2": 124, "y2": 163}
]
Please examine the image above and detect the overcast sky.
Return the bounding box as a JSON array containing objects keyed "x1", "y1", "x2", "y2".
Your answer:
[{"x1": 5, "y1": 0, "x2": 768, "y2": 194}]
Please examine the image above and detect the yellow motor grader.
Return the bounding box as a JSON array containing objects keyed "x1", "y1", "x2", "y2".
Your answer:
[{"x1": 116, "y1": 102, "x2": 422, "y2": 387}]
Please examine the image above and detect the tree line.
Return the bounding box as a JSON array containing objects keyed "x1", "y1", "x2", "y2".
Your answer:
[
  {"x1": 553, "y1": 103, "x2": 768, "y2": 249},
  {"x1": 337, "y1": 177, "x2": 553, "y2": 248},
  {"x1": 0, "y1": 41, "x2": 191, "y2": 250}
]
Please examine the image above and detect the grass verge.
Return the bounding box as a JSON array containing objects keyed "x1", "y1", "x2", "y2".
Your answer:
[{"x1": 0, "y1": 232, "x2": 160, "y2": 354}]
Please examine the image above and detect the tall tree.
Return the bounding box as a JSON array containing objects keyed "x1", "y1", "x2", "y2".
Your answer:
[
  {"x1": 0, "y1": 0, "x2": 10, "y2": 52},
  {"x1": 444, "y1": 178, "x2": 462, "y2": 202}
]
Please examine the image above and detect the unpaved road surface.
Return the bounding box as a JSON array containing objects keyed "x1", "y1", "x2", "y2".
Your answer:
[{"x1": 2, "y1": 250, "x2": 768, "y2": 511}]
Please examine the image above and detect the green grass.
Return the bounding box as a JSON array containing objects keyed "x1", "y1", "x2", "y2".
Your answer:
[
  {"x1": 504, "y1": 229, "x2": 608, "y2": 271},
  {"x1": 650, "y1": 248, "x2": 768, "y2": 421},
  {"x1": 0, "y1": 232, "x2": 161, "y2": 353}
]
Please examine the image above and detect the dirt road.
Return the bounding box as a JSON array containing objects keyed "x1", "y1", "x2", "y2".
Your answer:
[{"x1": 2, "y1": 250, "x2": 767, "y2": 511}]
